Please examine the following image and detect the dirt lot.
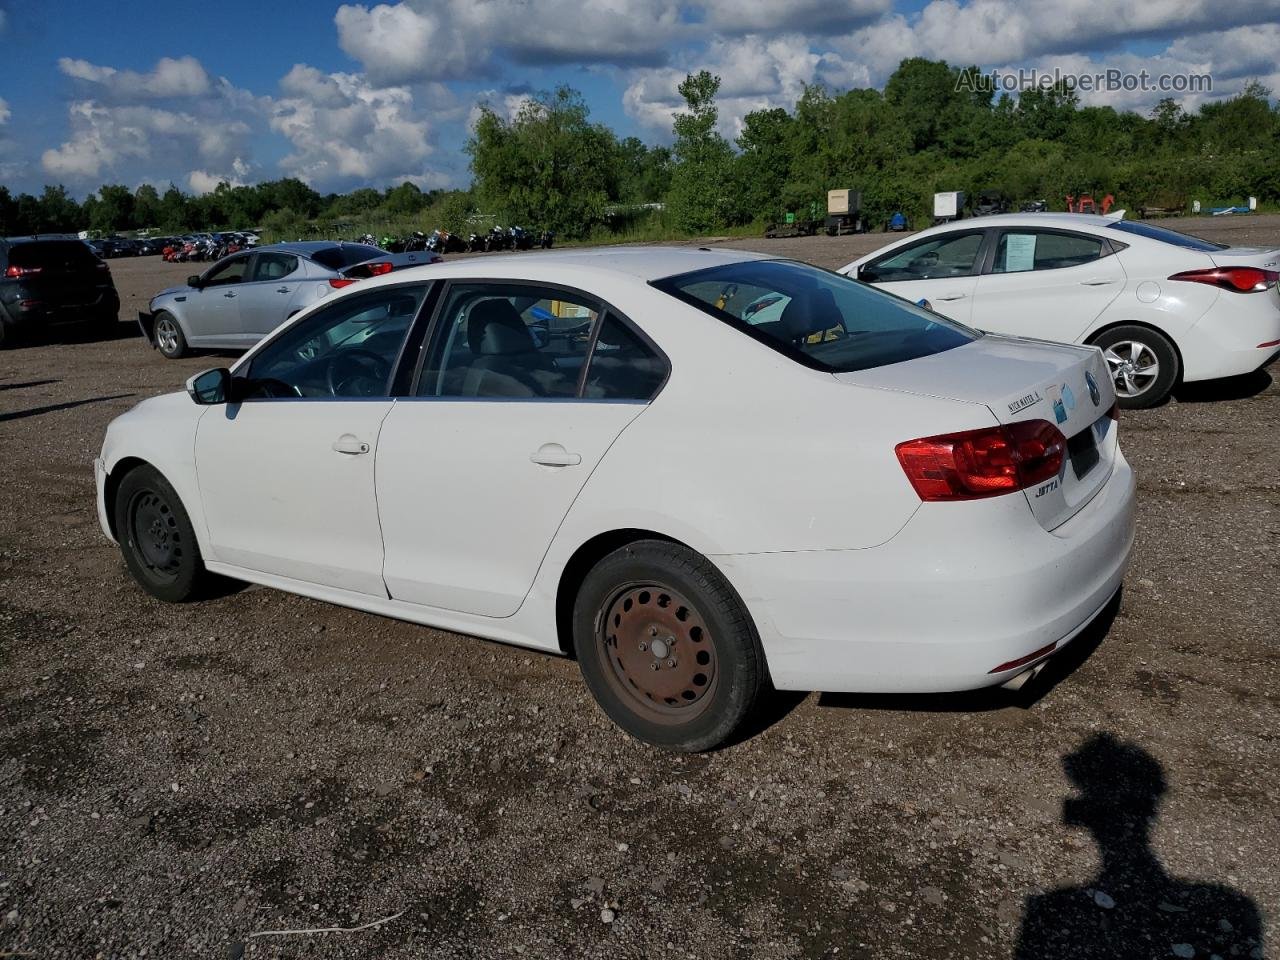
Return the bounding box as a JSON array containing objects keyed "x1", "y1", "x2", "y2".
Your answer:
[{"x1": 1, "y1": 216, "x2": 1277, "y2": 959}]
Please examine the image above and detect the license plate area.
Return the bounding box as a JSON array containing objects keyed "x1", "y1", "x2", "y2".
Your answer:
[{"x1": 1067, "y1": 425, "x2": 1100, "y2": 480}]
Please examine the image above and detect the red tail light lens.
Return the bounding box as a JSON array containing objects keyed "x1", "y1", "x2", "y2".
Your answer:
[
  {"x1": 365, "y1": 261, "x2": 394, "y2": 276},
  {"x1": 1169, "y1": 267, "x2": 1279, "y2": 293},
  {"x1": 328, "y1": 278, "x2": 357, "y2": 288},
  {"x1": 4, "y1": 265, "x2": 42, "y2": 278},
  {"x1": 896, "y1": 420, "x2": 1066, "y2": 502}
]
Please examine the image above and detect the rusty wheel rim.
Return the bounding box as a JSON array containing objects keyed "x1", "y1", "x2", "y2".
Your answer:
[{"x1": 598, "y1": 583, "x2": 717, "y2": 724}]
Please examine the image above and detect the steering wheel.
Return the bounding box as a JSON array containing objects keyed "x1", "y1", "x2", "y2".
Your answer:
[{"x1": 325, "y1": 348, "x2": 389, "y2": 397}]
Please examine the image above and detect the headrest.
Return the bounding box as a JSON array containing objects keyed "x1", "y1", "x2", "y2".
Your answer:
[
  {"x1": 779, "y1": 287, "x2": 841, "y2": 340},
  {"x1": 467, "y1": 299, "x2": 534, "y2": 356}
]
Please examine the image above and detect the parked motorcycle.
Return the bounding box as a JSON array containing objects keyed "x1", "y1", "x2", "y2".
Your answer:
[
  {"x1": 467, "y1": 232, "x2": 485, "y2": 252},
  {"x1": 1020, "y1": 199, "x2": 1048, "y2": 213},
  {"x1": 509, "y1": 226, "x2": 533, "y2": 251},
  {"x1": 539, "y1": 230, "x2": 554, "y2": 249},
  {"x1": 485, "y1": 226, "x2": 509, "y2": 252}
]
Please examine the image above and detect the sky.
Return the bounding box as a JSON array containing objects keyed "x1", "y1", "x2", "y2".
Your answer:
[{"x1": 0, "y1": 0, "x2": 1278, "y2": 198}]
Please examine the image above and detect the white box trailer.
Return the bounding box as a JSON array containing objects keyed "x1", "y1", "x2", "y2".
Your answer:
[{"x1": 933, "y1": 191, "x2": 965, "y2": 223}]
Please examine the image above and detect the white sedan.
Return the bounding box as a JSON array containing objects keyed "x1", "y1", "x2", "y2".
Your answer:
[
  {"x1": 95, "y1": 248, "x2": 1135, "y2": 750},
  {"x1": 843, "y1": 213, "x2": 1280, "y2": 408}
]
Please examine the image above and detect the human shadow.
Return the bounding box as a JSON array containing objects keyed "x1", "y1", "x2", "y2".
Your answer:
[{"x1": 1014, "y1": 733, "x2": 1263, "y2": 960}]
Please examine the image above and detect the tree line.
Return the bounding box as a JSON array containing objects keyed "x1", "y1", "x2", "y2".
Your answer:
[{"x1": 3, "y1": 58, "x2": 1278, "y2": 242}]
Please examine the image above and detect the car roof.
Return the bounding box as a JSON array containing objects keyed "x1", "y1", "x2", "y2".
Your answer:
[
  {"x1": 259, "y1": 240, "x2": 381, "y2": 256},
  {"x1": 924, "y1": 212, "x2": 1122, "y2": 233},
  {"x1": 422, "y1": 245, "x2": 774, "y2": 281}
]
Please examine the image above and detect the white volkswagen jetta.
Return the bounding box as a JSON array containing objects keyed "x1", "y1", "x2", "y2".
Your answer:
[
  {"x1": 843, "y1": 214, "x2": 1280, "y2": 408},
  {"x1": 95, "y1": 248, "x2": 1135, "y2": 750}
]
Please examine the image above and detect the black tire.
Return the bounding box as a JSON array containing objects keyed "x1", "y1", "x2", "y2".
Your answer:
[
  {"x1": 113, "y1": 465, "x2": 209, "y2": 602},
  {"x1": 153, "y1": 310, "x2": 188, "y2": 359},
  {"x1": 573, "y1": 540, "x2": 768, "y2": 752},
  {"x1": 1091, "y1": 324, "x2": 1179, "y2": 409}
]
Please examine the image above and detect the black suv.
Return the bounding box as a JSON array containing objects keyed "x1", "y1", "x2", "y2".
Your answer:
[{"x1": 0, "y1": 236, "x2": 121, "y2": 346}]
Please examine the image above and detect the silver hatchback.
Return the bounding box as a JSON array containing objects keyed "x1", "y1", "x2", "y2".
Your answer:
[{"x1": 138, "y1": 242, "x2": 439, "y2": 358}]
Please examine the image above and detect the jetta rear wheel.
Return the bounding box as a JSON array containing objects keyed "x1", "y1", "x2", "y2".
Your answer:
[{"x1": 574, "y1": 540, "x2": 767, "y2": 751}]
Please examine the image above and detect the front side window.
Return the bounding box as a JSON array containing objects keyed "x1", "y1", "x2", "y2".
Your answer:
[
  {"x1": 860, "y1": 232, "x2": 985, "y2": 282},
  {"x1": 242, "y1": 286, "x2": 428, "y2": 399},
  {"x1": 251, "y1": 253, "x2": 299, "y2": 282},
  {"x1": 203, "y1": 255, "x2": 251, "y2": 287},
  {"x1": 992, "y1": 231, "x2": 1106, "y2": 274},
  {"x1": 418, "y1": 284, "x2": 599, "y2": 399},
  {"x1": 654, "y1": 259, "x2": 977, "y2": 374}
]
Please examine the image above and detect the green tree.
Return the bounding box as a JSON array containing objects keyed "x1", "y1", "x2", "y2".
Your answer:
[
  {"x1": 133, "y1": 184, "x2": 162, "y2": 228},
  {"x1": 89, "y1": 184, "x2": 134, "y2": 232},
  {"x1": 467, "y1": 85, "x2": 617, "y2": 237},
  {"x1": 666, "y1": 71, "x2": 738, "y2": 232},
  {"x1": 735, "y1": 107, "x2": 794, "y2": 221},
  {"x1": 37, "y1": 184, "x2": 82, "y2": 232}
]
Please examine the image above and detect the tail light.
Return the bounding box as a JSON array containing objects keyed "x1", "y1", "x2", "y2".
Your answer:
[
  {"x1": 365, "y1": 261, "x2": 394, "y2": 276},
  {"x1": 896, "y1": 420, "x2": 1065, "y2": 502},
  {"x1": 4, "y1": 265, "x2": 42, "y2": 278},
  {"x1": 329, "y1": 278, "x2": 357, "y2": 289},
  {"x1": 1106, "y1": 400, "x2": 1120, "y2": 421},
  {"x1": 1168, "y1": 267, "x2": 1279, "y2": 293}
]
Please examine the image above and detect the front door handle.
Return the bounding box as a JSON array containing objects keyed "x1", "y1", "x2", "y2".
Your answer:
[
  {"x1": 531, "y1": 443, "x2": 581, "y2": 467},
  {"x1": 936, "y1": 292, "x2": 967, "y2": 301},
  {"x1": 1080, "y1": 278, "x2": 1116, "y2": 286},
  {"x1": 276, "y1": 286, "x2": 291, "y2": 294},
  {"x1": 223, "y1": 291, "x2": 237, "y2": 298},
  {"x1": 332, "y1": 435, "x2": 370, "y2": 455}
]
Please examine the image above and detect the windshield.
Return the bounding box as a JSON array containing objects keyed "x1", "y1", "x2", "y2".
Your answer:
[
  {"x1": 310, "y1": 244, "x2": 387, "y2": 270},
  {"x1": 652, "y1": 259, "x2": 978, "y2": 373},
  {"x1": 1107, "y1": 220, "x2": 1226, "y2": 252}
]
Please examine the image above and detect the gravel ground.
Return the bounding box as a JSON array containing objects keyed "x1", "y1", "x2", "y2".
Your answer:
[{"x1": 1, "y1": 215, "x2": 1277, "y2": 959}]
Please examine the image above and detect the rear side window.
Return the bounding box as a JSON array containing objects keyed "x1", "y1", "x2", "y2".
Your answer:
[
  {"x1": 654, "y1": 260, "x2": 977, "y2": 374},
  {"x1": 418, "y1": 284, "x2": 599, "y2": 398},
  {"x1": 8, "y1": 241, "x2": 99, "y2": 269},
  {"x1": 992, "y1": 231, "x2": 1106, "y2": 274},
  {"x1": 1108, "y1": 220, "x2": 1226, "y2": 251},
  {"x1": 583, "y1": 315, "x2": 667, "y2": 400},
  {"x1": 252, "y1": 253, "x2": 299, "y2": 281},
  {"x1": 311, "y1": 244, "x2": 387, "y2": 271}
]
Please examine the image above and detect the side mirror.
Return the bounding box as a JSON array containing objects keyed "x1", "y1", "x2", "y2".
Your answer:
[
  {"x1": 186, "y1": 367, "x2": 231, "y2": 405},
  {"x1": 187, "y1": 275, "x2": 202, "y2": 289}
]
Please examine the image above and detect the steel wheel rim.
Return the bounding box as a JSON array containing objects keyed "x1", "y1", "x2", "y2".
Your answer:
[
  {"x1": 1103, "y1": 340, "x2": 1160, "y2": 397},
  {"x1": 129, "y1": 489, "x2": 182, "y2": 580},
  {"x1": 598, "y1": 583, "x2": 718, "y2": 724},
  {"x1": 155, "y1": 316, "x2": 179, "y2": 354}
]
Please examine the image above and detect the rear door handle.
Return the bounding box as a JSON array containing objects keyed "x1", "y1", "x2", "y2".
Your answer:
[
  {"x1": 332, "y1": 435, "x2": 370, "y2": 455},
  {"x1": 936, "y1": 292, "x2": 967, "y2": 301},
  {"x1": 1080, "y1": 278, "x2": 1116, "y2": 286},
  {"x1": 223, "y1": 291, "x2": 237, "y2": 298},
  {"x1": 276, "y1": 287, "x2": 291, "y2": 294},
  {"x1": 531, "y1": 443, "x2": 581, "y2": 467}
]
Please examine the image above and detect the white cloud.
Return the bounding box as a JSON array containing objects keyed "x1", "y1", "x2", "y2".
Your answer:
[
  {"x1": 335, "y1": 0, "x2": 685, "y2": 86},
  {"x1": 41, "y1": 100, "x2": 252, "y2": 182},
  {"x1": 696, "y1": 0, "x2": 891, "y2": 33},
  {"x1": 0, "y1": 97, "x2": 9, "y2": 125},
  {"x1": 269, "y1": 65, "x2": 455, "y2": 188},
  {"x1": 188, "y1": 159, "x2": 251, "y2": 195},
  {"x1": 58, "y1": 55, "x2": 211, "y2": 100},
  {"x1": 623, "y1": 34, "x2": 860, "y2": 137}
]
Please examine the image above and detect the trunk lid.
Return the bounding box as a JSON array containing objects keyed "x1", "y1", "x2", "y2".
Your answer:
[
  {"x1": 1207, "y1": 246, "x2": 1280, "y2": 270},
  {"x1": 836, "y1": 334, "x2": 1118, "y2": 530}
]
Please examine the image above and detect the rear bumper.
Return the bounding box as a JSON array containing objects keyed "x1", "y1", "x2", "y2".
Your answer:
[
  {"x1": 716, "y1": 450, "x2": 1136, "y2": 694},
  {"x1": 1, "y1": 290, "x2": 119, "y2": 329},
  {"x1": 1180, "y1": 296, "x2": 1280, "y2": 381}
]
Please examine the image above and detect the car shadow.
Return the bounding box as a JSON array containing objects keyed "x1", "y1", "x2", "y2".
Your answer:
[
  {"x1": 1174, "y1": 368, "x2": 1273, "y2": 403},
  {"x1": 0, "y1": 393, "x2": 135, "y2": 424},
  {"x1": 815, "y1": 589, "x2": 1120, "y2": 715},
  {"x1": 0, "y1": 378, "x2": 61, "y2": 392},
  {"x1": 1012, "y1": 733, "x2": 1263, "y2": 959}
]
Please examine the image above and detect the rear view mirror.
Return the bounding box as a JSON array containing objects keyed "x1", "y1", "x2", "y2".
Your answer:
[
  {"x1": 186, "y1": 367, "x2": 231, "y2": 405},
  {"x1": 187, "y1": 275, "x2": 202, "y2": 288}
]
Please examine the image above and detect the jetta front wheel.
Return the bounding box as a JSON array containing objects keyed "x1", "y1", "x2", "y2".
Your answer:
[{"x1": 573, "y1": 540, "x2": 767, "y2": 751}]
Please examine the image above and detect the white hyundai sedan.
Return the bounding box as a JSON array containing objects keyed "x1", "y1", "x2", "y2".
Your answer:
[
  {"x1": 95, "y1": 248, "x2": 1135, "y2": 751},
  {"x1": 842, "y1": 214, "x2": 1280, "y2": 408}
]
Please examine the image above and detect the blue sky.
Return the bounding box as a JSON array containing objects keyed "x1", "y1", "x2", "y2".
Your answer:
[{"x1": 1, "y1": 1, "x2": 1277, "y2": 198}]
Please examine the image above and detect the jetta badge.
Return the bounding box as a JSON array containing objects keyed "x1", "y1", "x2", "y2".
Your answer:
[{"x1": 1085, "y1": 370, "x2": 1101, "y2": 407}]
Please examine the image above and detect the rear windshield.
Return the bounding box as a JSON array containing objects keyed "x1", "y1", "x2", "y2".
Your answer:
[
  {"x1": 309, "y1": 244, "x2": 387, "y2": 270},
  {"x1": 8, "y1": 240, "x2": 101, "y2": 268},
  {"x1": 1107, "y1": 220, "x2": 1226, "y2": 252},
  {"x1": 652, "y1": 260, "x2": 977, "y2": 373}
]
